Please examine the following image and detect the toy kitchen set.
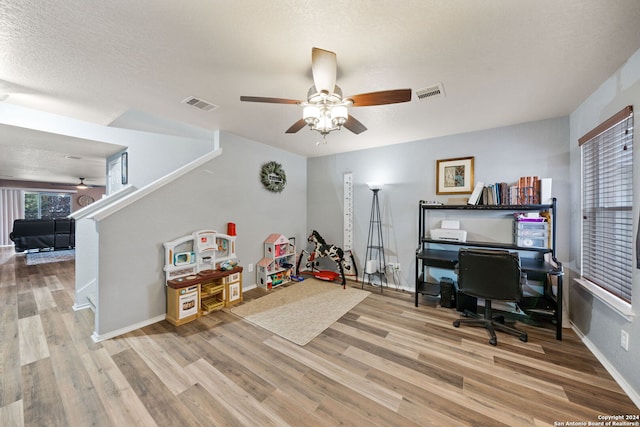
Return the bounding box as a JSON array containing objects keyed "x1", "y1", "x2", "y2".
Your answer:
[{"x1": 163, "y1": 226, "x2": 243, "y2": 326}]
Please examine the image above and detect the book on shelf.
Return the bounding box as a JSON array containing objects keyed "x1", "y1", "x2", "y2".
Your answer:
[
  {"x1": 472, "y1": 176, "x2": 550, "y2": 206},
  {"x1": 517, "y1": 176, "x2": 540, "y2": 204},
  {"x1": 540, "y1": 178, "x2": 552, "y2": 204},
  {"x1": 467, "y1": 181, "x2": 485, "y2": 205}
]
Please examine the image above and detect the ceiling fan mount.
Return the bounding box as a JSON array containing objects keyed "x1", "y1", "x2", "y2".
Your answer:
[
  {"x1": 76, "y1": 177, "x2": 89, "y2": 189},
  {"x1": 241, "y1": 47, "x2": 411, "y2": 144},
  {"x1": 305, "y1": 84, "x2": 349, "y2": 105}
]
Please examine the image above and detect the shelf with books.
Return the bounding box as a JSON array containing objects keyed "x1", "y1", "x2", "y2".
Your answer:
[
  {"x1": 419, "y1": 201, "x2": 553, "y2": 211},
  {"x1": 467, "y1": 177, "x2": 552, "y2": 206}
]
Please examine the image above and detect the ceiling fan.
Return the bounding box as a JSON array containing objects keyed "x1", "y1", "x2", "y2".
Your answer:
[
  {"x1": 240, "y1": 47, "x2": 412, "y2": 144},
  {"x1": 76, "y1": 177, "x2": 89, "y2": 189}
]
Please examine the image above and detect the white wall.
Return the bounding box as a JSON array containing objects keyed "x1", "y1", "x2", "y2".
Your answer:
[
  {"x1": 0, "y1": 103, "x2": 217, "y2": 192},
  {"x1": 307, "y1": 117, "x2": 570, "y2": 291},
  {"x1": 107, "y1": 110, "x2": 219, "y2": 190},
  {"x1": 92, "y1": 131, "x2": 307, "y2": 338},
  {"x1": 109, "y1": 109, "x2": 220, "y2": 141},
  {"x1": 569, "y1": 47, "x2": 640, "y2": 402},
  {"x1": 104, "y1": 128, "x2": 217, "y2": 192}
]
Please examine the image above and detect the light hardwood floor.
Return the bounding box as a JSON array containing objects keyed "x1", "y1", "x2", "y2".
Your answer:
[{"x1": 0, "y1": 246, "x2": 637, "y2": 426}]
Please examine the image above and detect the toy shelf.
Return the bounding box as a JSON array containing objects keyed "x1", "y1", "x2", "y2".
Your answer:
[{"x1": 257, "y1": 233, "x2": 296, "y2": 290}]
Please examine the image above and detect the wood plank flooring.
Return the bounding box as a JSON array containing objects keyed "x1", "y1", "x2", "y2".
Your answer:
[{"x1": 0, "y1": 246, "x2": 637, "y2": 426}]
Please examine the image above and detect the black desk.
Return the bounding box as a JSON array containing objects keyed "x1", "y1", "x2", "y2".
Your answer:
[
  {"x1": 415, "y1": 199, "x2": 563, "y2": 340},
  {"x1": 416, "y1": 245, "x2": 563, "y2": 340}
]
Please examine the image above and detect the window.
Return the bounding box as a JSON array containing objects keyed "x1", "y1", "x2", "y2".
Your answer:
[
  {"x1": 579, "y1": 105, "x2": 634, "y2": 304},
  {"x1": 24, "y1": 192, "x2": 72, "y2": 220}
]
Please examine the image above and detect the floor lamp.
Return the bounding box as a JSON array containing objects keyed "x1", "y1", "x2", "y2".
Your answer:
[{"x1": 363, "y1": 182, "x2": 387, "y2": 291}]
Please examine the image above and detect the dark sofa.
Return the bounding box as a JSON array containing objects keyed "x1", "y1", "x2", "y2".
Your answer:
[{"x1": 9, "y1": 218, "x2": 75, "y2": 252}]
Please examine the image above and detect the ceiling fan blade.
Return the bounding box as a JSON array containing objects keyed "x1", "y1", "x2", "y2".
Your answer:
[
  {"x1": 311, "y1": 47, "x2": 337, "y2": 94},
  {"x1": 348, "y1": 89, "x2": 412, "y2": 106},
  {"x1": 240, "y1": 96, "x2": 300, "y2": 105},
  {"x1": 344, "y1": 115, "x2": 367, "y2": 135},
  {"x1": 285, "y1": 118, "x2": 307, "y2": 134}
]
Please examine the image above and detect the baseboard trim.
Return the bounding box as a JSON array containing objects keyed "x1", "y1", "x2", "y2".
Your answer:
[
  {"x1": 571, "y1": 321, "x2": 640, "y2": 408},
  {"x1": 91, "y1": 314, "x2": 166, "y2": 343},
  {"x1": 72, "y1": 302, "x2": 92, "y2": 311}
]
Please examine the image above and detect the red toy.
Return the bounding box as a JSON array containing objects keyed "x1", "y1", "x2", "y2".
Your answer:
[{"x1": 314, "y1": 270, "x2": 339, "y2": 281}]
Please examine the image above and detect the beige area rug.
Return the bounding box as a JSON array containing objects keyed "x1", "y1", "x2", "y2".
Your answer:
[{"x1": 229, "y1": 278, "x2": 370, "y2": 346}]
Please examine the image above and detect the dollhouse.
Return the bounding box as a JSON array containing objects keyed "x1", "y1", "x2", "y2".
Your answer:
[{"x1": 256, "y1": 233, "x2": 296, "y2": 290}]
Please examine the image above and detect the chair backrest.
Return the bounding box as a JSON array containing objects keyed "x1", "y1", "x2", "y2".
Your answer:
[{"x1": 457, "y1": 248, "x2": 523, "y2": 301}]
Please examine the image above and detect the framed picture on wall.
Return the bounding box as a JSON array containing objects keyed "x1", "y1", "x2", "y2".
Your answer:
[
  {"x1": 436, "y1": 156, "x2": 474, "y2": 194},
  {"x1": 121, "y1": 152, "x2": 128, "y2": 185}
]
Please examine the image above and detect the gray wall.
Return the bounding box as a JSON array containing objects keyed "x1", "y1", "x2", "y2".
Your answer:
[
  {"x1": 569, "y1": 47, "x2": 640, "y2": 399},
  {"x1": 94, "y1": 131, "x2": 307, "y2": 336},
  {"x1": 308, "y1": 117, "x2": 570, "y2": 291}
]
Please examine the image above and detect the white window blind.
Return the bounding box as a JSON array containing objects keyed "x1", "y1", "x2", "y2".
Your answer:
[{"x1": 580, "y1": 106, "x2": 634, "y2": 303}]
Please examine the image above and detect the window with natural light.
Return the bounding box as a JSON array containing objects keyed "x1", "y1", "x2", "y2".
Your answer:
[
  {"x1": 24, "y1": 192, "x2": 72, "y2": 220},
  {"x1": 579, "y1": 106, "x2": 634, "y2": 308}
]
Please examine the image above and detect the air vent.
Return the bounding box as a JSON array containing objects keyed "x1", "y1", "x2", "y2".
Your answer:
[
  {"x1": 415, "y1": 83, "x2": 445, "y2": 102},
  {"x1": 181, "y1": 96, "x2": 219, "y2": 112}
]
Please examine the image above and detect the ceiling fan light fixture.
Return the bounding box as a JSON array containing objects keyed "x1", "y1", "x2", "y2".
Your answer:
[
  {"x1": 318, "y1": 113, "x2": 332, "y2": 132},
  {"x1": 76, "y1": 177, "x2": 88, "y2": 189},
  {"x1": 303, "y1": 105, "x2": 320, "y2": 125},
  {"x1": 330, "y1": 105, "x2": 348, "y2": 127},
  {"x1": 305, "y1": 104, "x2": 346, "y2": 136}
]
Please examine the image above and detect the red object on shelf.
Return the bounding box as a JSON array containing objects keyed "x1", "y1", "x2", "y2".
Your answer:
[{"x1": 227, "y1": 222, "x2": 236, "y2": 236}]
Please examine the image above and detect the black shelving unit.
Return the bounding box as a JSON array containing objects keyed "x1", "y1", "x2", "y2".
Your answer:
[{"x1": 415, "y1": 198, "x2": 564, "y2": 340}]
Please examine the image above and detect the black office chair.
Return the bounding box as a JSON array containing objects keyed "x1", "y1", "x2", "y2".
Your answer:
[{"x1": 453, "y1": 248, "x2": 528, "y2": 346}]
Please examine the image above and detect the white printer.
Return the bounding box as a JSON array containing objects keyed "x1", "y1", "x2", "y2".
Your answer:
[{"x1": 430, "y1": 220, "x2": 467, "y2": 242}]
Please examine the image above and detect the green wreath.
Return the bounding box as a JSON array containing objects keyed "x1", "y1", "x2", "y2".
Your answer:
[{"x1": 260, "y1": 161, "x2": 287, "y2": 192}]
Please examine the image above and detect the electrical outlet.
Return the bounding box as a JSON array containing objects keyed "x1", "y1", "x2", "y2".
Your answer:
[
  {"x1": 248, "y1": 263, "x2": 253, "y2": 272},
  {"x1": 621, "y1": 330, "x2": 629, "y2": 351}
]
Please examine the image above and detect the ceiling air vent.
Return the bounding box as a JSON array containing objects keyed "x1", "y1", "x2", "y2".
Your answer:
[
  {"x1": 415, "y1": 83, "x2": 445, "y2": 102},
  {"x1": 181, "y1": 96, "x2": 219, "y2": 112}
]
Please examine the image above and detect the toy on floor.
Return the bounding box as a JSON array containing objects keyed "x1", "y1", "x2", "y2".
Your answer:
[
  {"x1": 341, "y1": 249, "x2": 358, "y2": 282},
  {"x1": 314, "y1": 270, "x2": 339, "y2": 281},
  {"x1": 304, "y1": 230, "x2": 347, "y2": 289}
]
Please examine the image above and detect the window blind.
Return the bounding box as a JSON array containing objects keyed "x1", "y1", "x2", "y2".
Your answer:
[{"x1": 580, "y1": 106, "x2": 634, "y2": 303}]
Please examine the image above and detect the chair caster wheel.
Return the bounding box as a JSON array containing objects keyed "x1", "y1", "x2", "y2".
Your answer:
[
  {"x1": 453, "y1": 320, "x2": 460, "y2": 328},
  {"x1": 519, "y1": 334, "x2": 528, "y2": 342},
  {"x1": 489, "y1": 337, "x2": 497, "y2": 346}
]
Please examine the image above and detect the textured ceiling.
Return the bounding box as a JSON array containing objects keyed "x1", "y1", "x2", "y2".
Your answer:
[{"x1": 1, "y1": 0, "x2": 640, "y2": 185}]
